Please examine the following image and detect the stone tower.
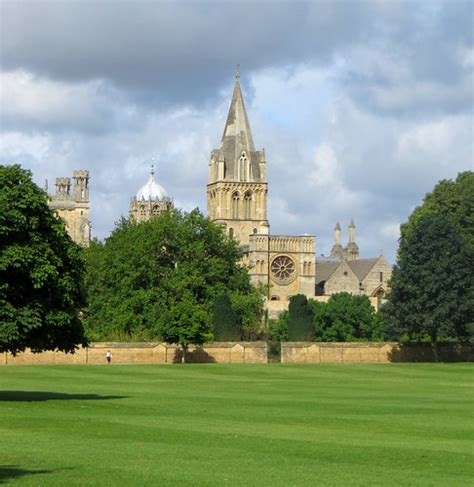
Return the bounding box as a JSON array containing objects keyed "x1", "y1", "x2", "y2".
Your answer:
[
  {"x1": 48, "y1": 170, "x2": 91, "y2": 246},
  {"x1": 207, "y1": 72, "x2": 269, "y2": 247},
  {"x1": 129, "y1": 166, "x2": 173, "y2": 222}
]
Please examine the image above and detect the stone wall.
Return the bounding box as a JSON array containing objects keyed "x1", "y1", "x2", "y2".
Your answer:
[
  {"x1": 281, "y1": 342, "x2": 474, "y2": 363},
  {"x1": 1, "y1": 342, "x2": 268, "y2": 366}
]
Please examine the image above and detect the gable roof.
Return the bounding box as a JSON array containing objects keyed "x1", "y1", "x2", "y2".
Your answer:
[
  {"x1": 347, "y1": 257, "x2": 380, "y2": 281},
  {"x1": 315, "y1": 261, "x2": 341, "y2": 283}
]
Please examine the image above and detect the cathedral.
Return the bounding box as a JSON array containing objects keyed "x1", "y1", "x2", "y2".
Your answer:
[
  {"x1": 49, "y1": 73, "x2": 391, "y2": 315},
  {"x1": 206, "y1": 73, "x2": 391, "y2": 316}
]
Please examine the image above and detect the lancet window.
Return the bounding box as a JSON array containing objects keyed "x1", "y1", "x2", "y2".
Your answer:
[
  {"x1": 244, "y1": 192, "x2": 252, "y2": 219},
  {"x1": 232, "y1": 192, "x2": 240, "y2": 219}
]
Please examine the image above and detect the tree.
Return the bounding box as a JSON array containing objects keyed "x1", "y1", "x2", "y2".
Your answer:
[
  {"x1": 268, "y1": 310, "x2": 289, "y2": 342},
  {"x1": 383, "y1": 213, "x2": 473, "y2": 357},
  {"x1": 287, "y1": 294, "x2": 314, "y2": 341},
  {"x1": 0, "y1": 165, "x2": 87, "y2": 355},
  {"x1": 211, "y1": 293, "x2": 241, "y2": 341},
  {"x1": 83, "y1": 209, "x2": 263, "y2": 356},
  {"x1": 309, "y1": 293, "x2": 383, "y2": 342},
  {"x1": 404, "y1": 171, "x2": 474, "y2": 251}
]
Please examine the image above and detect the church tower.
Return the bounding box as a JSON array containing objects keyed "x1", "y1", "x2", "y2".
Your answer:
[
  {"x1": 207, "y1": 72, "x2": 269, "y2": 247},
  {"x1": 48, "y1": 169, "x2": 91, "y2": 246}
]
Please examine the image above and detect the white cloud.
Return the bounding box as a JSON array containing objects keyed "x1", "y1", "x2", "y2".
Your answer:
[{"x1": 0, "y1": 70, "x2": 131, "y2": 133}]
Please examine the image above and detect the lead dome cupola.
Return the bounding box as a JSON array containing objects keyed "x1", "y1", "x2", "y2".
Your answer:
[{"x1": 136, "y1": 166, "x2": 167, "y2": 200}]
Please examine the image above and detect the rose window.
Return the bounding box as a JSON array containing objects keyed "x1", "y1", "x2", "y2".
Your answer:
[{"x1": 271, "y1": 255, "x2": 296, "y2": 284}]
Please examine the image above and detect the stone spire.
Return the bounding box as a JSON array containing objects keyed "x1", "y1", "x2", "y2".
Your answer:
[
  {"x1": 345, "y1": 218, "x2": 359, "y2": 261},
  {"x1": 330, "y1": 222, "x2": 344, "y2": 259},
  {"x1": 217, "y1": 72, "x2": 263, "y2": 182}
]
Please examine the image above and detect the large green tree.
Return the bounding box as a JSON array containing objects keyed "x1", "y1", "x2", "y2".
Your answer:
[
  {"x1": 83, "y1": 209, "x2": 263, "y2": 355},
  {"x1": 0, "y1": 164, "x2": 87, "y2": 355},
  {"x1": 383, "y1": 212, "x2": 473, "y2": 356}
]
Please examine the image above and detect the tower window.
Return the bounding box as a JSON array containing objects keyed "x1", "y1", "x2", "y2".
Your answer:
[
  {"x1": 379, "y1": 271, "x2": 383, "y2": 282},
  {"x1": 232, "y1": 192, "x2": 240, "y2": 219},
  {"x1": 244, "y1": 192, "x2": 252, "y2": 219}
]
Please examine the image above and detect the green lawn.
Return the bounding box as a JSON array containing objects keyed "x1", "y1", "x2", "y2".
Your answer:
[{"x1": 0, "y1": 364, "x2": 473, "y2": 486}]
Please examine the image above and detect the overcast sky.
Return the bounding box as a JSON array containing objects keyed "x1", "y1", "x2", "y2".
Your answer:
[{"x1": 1, "y1": 0, "x2": 473, "y2": 263}]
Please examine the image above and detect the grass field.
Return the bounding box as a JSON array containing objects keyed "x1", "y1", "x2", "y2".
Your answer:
[{"x1": 0, "y1": 364, "x2": 473, "y2": 486}]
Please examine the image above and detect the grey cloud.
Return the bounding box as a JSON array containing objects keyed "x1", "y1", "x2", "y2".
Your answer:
[{"x1": 1, "y1": 0, "x2": 397, "y2": 107}]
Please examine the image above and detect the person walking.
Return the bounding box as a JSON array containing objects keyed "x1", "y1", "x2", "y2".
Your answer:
[{"x1": 106, "y1": 350, "x2": 112, "y2": 364}]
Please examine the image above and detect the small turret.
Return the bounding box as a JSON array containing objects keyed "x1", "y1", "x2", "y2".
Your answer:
[
  {"x1": 73, "y1": 170, "x2": 89, "y2": 202},
  {"x1": 344, "y1": 218, "x2": 359, "y2": 261},
  {"x1": 330, "y1": 222, "x2": 344, "y2": 259},
  {"x1": 55, "y1": 177, "x2": 71, "y2": 197}
]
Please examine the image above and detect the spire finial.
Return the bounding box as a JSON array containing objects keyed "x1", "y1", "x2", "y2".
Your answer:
[{"x1": 235, "y1": 64, "x2": 240, "y2": 79}]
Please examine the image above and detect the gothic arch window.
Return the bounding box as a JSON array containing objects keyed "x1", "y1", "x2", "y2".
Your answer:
[
  {"x1": 152, "y1": 205, "x2": 160, "y2": 216},
  {"x1": 232, "y1": 192, "x2": 240, "y2": 219},
  {"x1": 140, "y1": 205, "x2": 146, "y2": 217},
  {"x1": 244, "y1": 191, "x2": 252, "y2": 219}
]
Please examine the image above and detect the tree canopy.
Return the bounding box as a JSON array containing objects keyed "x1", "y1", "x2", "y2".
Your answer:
[
  {"x1": 383, "y1": 172, "x2": 474, "y2": 351},
  {"x1": 212, "y1": 293, "x2": 242, "y2": 341},
  {"x1": 0, "y1": 164, "x2": 87, "y2": 354},
  {"x1": 310, "y1": 293, "x2": 383, "y2": 342},
  {"x1": 276, "y1": 293, "x2": 382, "y2": 342},
  {"x1": 383, "y1": 213, "x2": 473, "y2": 351},
  {"x1": 83, "y1": 209, "x2": 263, "y2": 348},
  {"x1": 287, "y1": 294, "x2": 314, "y2": 341},
  {"x1": 402, "y1": 171, "x2": 474, "y2": 250}
]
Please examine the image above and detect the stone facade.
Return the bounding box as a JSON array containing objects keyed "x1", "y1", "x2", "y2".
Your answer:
[
  {"x1": 316, "y1": 256, "x2": 392, "y2": 305},
  {"x1": 48, "y1": 170, "x2": 90, "y2": 246}
]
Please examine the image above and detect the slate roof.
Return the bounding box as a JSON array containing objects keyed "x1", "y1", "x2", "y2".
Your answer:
[
  {"x1": 315, "y1": 261, "x2": 341, "y2": 283},
  {"x1": 316, "y1": 256, "x2": 382, "y2": 285}
]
